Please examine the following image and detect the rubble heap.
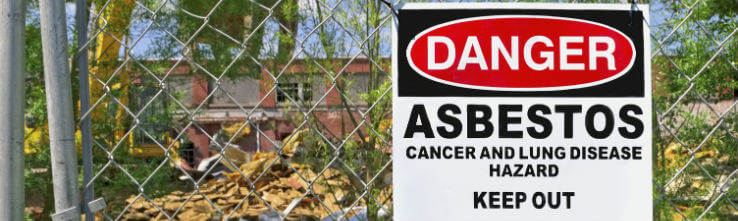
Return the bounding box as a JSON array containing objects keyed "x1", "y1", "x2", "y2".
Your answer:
[{"x1": 123, "y1": 152, "x2": 360, "y2": 220}]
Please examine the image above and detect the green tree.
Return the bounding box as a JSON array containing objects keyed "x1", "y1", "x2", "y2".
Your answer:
[{"x1": 652, "y1": 0, "x2": 738, "y2": 220}]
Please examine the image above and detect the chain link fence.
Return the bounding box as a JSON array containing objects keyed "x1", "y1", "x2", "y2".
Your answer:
[
  {"x1": 16, "y1": 0, "x2": 738, "y2": 220},
  {"x1": 75, "y1": 0, "x2": 393, "y2": 220},
  {"x1": 649, "y1": 0, "x2": 738, "y2": 220}
]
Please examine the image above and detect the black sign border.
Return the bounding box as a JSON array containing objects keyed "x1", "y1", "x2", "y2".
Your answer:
[{"x1": 397, "y1": 8, "x2": 646, "y2": 97}]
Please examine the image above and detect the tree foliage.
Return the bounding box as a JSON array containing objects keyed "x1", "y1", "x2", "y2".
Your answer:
[{"x1": 652, "y1": 0, "x2": 738, "y2": 220}]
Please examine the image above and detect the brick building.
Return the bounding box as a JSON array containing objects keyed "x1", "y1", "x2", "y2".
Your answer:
[{"x1": 142, "y1": 58, "x2": 388, "y2": 167}]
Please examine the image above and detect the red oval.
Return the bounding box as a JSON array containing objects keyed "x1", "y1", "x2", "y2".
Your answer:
[{"x1": 407, "y1": 15, "x2": 635, "y2": 91}]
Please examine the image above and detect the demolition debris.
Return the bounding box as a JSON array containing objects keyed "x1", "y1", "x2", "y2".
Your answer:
[{"x1": 121, "y1": 152, "x2": 391, "y2": 220}]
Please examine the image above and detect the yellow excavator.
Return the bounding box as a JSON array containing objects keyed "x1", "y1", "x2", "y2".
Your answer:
[
  {"x1": 25, "y1": 0, "x2": 180, "y2": 162},
  {"x1": 27, "y1": 0, "x2": 282, "y2": 163},
  {"x1": 91, "y1": 0, "x2": 182, "y2": 159}
]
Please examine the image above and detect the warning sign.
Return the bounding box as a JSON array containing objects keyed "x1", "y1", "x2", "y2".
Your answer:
[{"x1": 392, "y1": 3, "x2": 651, "y2": 220}]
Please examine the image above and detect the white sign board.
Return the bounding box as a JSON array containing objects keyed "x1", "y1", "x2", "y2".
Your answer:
[{"x1": 392, "y1": 3, "x2": 651, "y2": 220}]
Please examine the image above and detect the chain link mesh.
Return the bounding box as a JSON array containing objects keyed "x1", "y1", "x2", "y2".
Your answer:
[{"x1": 68, "y1": 0, "x2": 738, "y2": 220}]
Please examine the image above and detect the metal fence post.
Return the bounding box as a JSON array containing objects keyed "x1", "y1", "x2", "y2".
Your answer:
[
  {"x1": 76, "y1": 0, "x2": 95, "y2": 219},
  {"x1": 39, "y1": 0, "x2": 81, "y2": 220},
  {"x1": 0, "y1": 0, "x2": 26, "y2": 220}
]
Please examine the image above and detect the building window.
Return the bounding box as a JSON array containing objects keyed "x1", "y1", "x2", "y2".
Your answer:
[
  {"x1": 276, "y1": 81, "x2": 312, "y2": 103},
  {"x1": 131, "y1": 78, "x2": 171, "y2": 145}
]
